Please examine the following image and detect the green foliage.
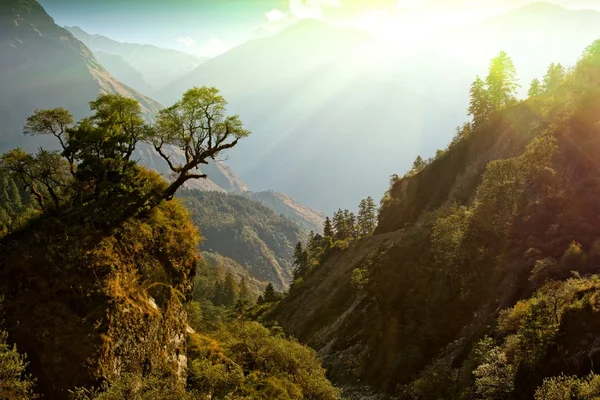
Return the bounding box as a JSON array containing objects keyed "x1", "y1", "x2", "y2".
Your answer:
[
  {"x1": 473, "y1": 338, "x2": 515, "y2": 400},
  {"x1": 350, "y1": 268, "x2": 369, "y2": 290},
  {"x1": 485, "y1": 51, "x2": 519, "y2": 111},
  {"x1": 186, "y1": 322, "x2": 340, "y2": 399},
  {"x1": 561, "y1": 241, "x2": 588, "y2": 274},
  {"x1": 528, "y1": 78, "x2": 543, "y2": 98},
  {"x1": 535, "y1": 374, "x2": 600, "y2": 400},
  {"x1": 411, "y1": 358, "x2": 458, "y2": 400},
  {"x1": 0, "y1": 330, "x2": 37, "y2": 399},
  {"x1": 179, "y1": 190, "x2": 306, "y2": 289},
  {"x1": 73, "y1": 373, "x2": 193, "y2": 400}
]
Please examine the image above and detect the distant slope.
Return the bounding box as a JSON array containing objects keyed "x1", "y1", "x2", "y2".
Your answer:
[
  {"x1": 0, "y1": 0, "x2": 161, "y2": 153},
  {"x1": 179, "y1": 190, "x2": 307, "y2": 291},
  {"x1": 246, "y1": 191, "x2": 325, "y2": 233},
  {"x1": 94, "y1": 51, "x2": 155, "y2": 96},
  {"x1": 157, "y1": 6, "x2": 600, "y2": 213},
  {"x1": 66, "y1": 25, "x2": 207, "y2": 91}
]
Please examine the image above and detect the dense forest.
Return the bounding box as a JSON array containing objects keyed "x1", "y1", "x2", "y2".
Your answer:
[
  {"x1": 178, "y1": 189, "x2": 306, "y2": 291},
  {"x1": 256, "y1": 40, "x2": 600, "y2": 399},
  {"x1": 0, "y1": 87, "x2": 338, "y2": 399}
]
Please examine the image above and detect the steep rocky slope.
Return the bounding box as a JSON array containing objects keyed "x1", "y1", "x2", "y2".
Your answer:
[
  {"x1": 0, "y1": 0, "x2": 161, "y2": 152},
  {"x1": 269, "y1": 39, "x2": 600, "y2": 398}
]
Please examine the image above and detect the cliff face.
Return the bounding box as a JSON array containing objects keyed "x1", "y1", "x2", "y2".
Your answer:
[{"x1": 0, "y1": 198, "x2": 199, "y2": 398}]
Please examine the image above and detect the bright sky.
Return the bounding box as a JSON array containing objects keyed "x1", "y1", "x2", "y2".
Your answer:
[{"x1": 38, "y1": 0, "x2": 598, "y2": 57}]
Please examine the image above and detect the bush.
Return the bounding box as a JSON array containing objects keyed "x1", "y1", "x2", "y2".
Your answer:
[
  {"x1": 0, "y1": 330, "x2": 36, "y2": 399},
  {"x1": 535, "y1": 373, "x2": 600, "y2": 400}
]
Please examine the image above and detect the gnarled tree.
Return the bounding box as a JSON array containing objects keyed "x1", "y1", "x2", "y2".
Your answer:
[{"x1": 152, "y1": 87, "x2": 250, "y2": 200}]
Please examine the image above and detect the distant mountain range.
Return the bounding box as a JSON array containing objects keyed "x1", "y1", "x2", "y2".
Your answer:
[
  {"x1": 0, "y1": 0, "x2": 161, "y2": 153},
  {"x1": 65, "y1": 26, "x2": 208, "y2": 94},
  {"x1": 155, "y1": 3, "x2": 600, "y2": 213}
]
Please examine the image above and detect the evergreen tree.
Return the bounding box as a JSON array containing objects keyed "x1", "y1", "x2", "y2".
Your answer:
[
  {"x1": 323, "y1": 217, "x2": 334, "y2": 239},
  {"x1": 542, "y1": 62, "x2": 565, "y2": 94},
  {"x1": 333, "y1": 209, "x2": 349, "y2": 241},
  {"x1": 345, "y1": 210, "x2": 357, "y2": 238},
  {"x1": 357, "y1": 199, "x2": 368, "y2": 236},
  {"x1": 412, "y1": 155, "x2": 426, "y2": 173},
  {"x1": 293, "y1": 241, "x2": 309, "y2": 280},
  {"x1": 468, "y1": 76, "x2": 491, "y2": 128},
  {"x1": 362, "y1": 196, "x2": 377, "y2": 236},
  {"x1": 263, "y1": 283, "x2": 280, "y2": 303},
  {"x1": 528, "y1": 78, "x2": 542, "y2": 98},
  {"x1": 309, "y1": 233, "x2": 324, "y2": 254},
  {"x1": 485, "y1": 51, "x2": 518, "y2": 111},
  {"x1": 222, "y1": 273, "x2": 237, "y2": 307}
]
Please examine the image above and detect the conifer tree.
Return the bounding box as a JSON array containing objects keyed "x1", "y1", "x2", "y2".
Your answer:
[
  {"x1": 222, "y1": 273, "x2": 237, "y2": 307},
  {"x1": 542, "y1": 62, "x2": 565, "y2": 94},
  {"x1": 263, "y1": 283, "x2": 280, "y2": 303},
  {"x1": 485, "y1": 51, "x2": 518, "y2": 111},
  {"x1": 333, "y1": 209, "x2": 348, "y2": 241},
  {"x1": 323, "y1": 217, "x2": 334, "y2": 239},
  {"x1": 293, "y1": 241, "x2": 309, "y2": 280},
  {"x1": 528, "y1": 78, "x2": 542, "y2": 98},
  {"x1": 468, "y1": 76, "x2": 491, "y2": 128}
]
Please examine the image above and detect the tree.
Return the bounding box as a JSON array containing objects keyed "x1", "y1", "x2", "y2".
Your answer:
[
  {"x1": 293, "y1": 242, "x2": 309, "y2": 280},
  {"x1": 542, "y1": 63, "x2": 565, "y2": 94},
  {"x1": 344, "y1": 210, "x2": 357, "y2": 238},
  {"x1": 468, "y1": 76, "x2": 492, "y2": 128},
  {"x1": 0, "y1": 149, "x2": 69, "y2": 211},
  {"x1": 411, "y1": 155, "x2": 426, "y2": 173},
  {"x1": 323, "y1": 217, "x2": 334, "y2": 239},
  {"x1": 24, "y1": 107, "x2": 75, "y2": 174},
  {"x1": 152, "y1": 87, "x2": 250, "y2": 200},
  {"x1": 485, "y1": 51, "x2": 519, "y2": 111},
  {"x1": 0, "y1": 330, "x2": 36, "y2": 399},
  {"x1": 262, "y1": 283, "x2": 280, "y2": 303},
  {"x1": 332, "y1": 209, "x2": 349, "y2": 241},
  {"x1": 528, "y1": 78, "x2": 543, "y2": 98},
  {"x1": 221, "y1": 273, "x2": 237, "y2": 307},
  {"x1": 358, "y1": 196, "x2": 377, "y2": 236}
]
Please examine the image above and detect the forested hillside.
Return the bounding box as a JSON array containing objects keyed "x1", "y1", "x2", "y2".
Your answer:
[
  {"x1": 179, "y1": 190, "x2": 307, "y2": 291},
  {"x1": 265, "y1": 39, "x2": 600, "y2": 399}
]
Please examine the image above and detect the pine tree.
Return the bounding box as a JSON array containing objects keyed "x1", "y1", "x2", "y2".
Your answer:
[
  {"x1": 528, "y1": 78, "x2": 542, "y2": 98},
  {"x1": 542, "y1": 62, "x2": 565, "y2": 94},
  {"x1": 364, "y1": 196, "x2": 377, "y2": 236},
  {"x1": 263, "y1": 283, "x2": 280, "y2": 303},
  {"x1": 346, "y1": 211, "x2": 357, "y2": 238},
  {"x1": 468, "y1": 76, "x2": 491, "y2": 128},
  {"x1": 333, "y1": 209, "x2": 348, "y2": 241},
  {"x1": 357, "y1": 199, "x2": 368, "y2": 236},
  {"x1": 323, "y1": 217, "x2": 334, "y2": 239},
  {"x1": 293, "y1": 241, "x2": 309, "y2": 280},
  {"x1": 485, "y1": 51, "x2": 518, "y2": 111},
  {"x1": 412, "y1": 155, "x2": 426, "y2": 173}
]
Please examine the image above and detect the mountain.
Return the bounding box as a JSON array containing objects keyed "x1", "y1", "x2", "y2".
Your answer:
[
  {"x1": 178, "y1": 190, "x2": 307, "y2": 291},
  {"x1": 0, "y1": 0, "x2": 161, "y2": 153},
  {"x1": 65, "y1": 26, "x2": 208, "y2": 92},
  {"x1": 264, "y1": 36, "x2": 600, "y2": 398},
  {"x1": 157, "y1": 5, "x2": 600, "y2": 213},
  {"x1": 246, "y1": 190, "x2": 325, "y2": 233},
  {"x1": 94, "y1": 51, "x2": 155, "y2": 96}
]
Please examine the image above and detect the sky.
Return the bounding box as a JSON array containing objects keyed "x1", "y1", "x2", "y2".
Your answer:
[{"x1": 39, "y1": 0, "x2": 600, "y2": 57}]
